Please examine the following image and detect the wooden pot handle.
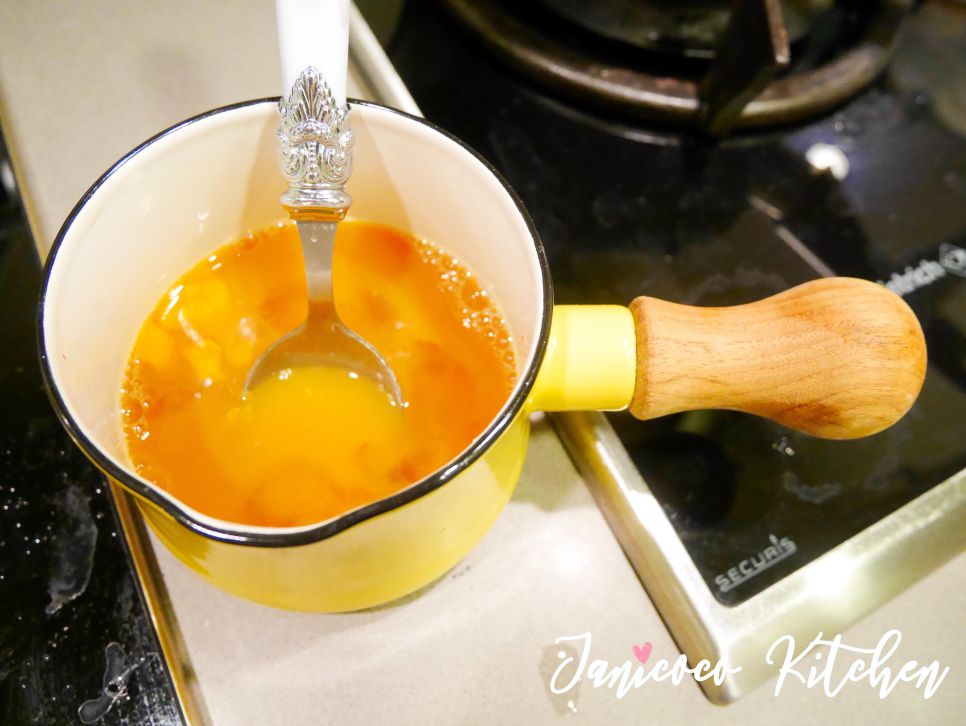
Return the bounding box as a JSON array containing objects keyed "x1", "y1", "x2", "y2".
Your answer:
[{"x1": 628, "y1": 278, "x2": 927, "y2": 439}]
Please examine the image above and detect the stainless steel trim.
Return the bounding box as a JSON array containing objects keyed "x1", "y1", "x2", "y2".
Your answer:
[
  {"x1": 349, "y1": 3, "x2": 422, "y2": 116},
  {"x1": 551, "y1": 410, "x2": 966, "y2": 703},
  {"x1": 112, "y1": 487, "x2": 213, "y2": 725}
]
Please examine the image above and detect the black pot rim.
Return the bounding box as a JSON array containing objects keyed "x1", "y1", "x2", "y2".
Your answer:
[{"x1": 37, "y1": 97, "x2": 554, "y2": 548}]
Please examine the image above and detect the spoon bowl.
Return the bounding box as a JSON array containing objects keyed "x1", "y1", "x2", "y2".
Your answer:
[{"x1": 245, "y1": 224, "x2": 403, "y2": 402}]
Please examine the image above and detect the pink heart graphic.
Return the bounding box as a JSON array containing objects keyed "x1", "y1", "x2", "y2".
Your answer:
[{"x1": 632, "y1": 642, "x2": 653, "y2": 665}]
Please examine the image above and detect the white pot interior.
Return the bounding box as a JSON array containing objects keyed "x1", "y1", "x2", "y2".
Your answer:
[{"x1": 41, "y1": 100, "x2": 547, "y2": 530}]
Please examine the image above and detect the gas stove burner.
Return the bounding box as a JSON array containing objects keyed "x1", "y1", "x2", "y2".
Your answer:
[
  {"x1": 534, "y1": 0, "x2": 833, "y2": 59},
  {"x1": 438, "y1": 0, "x2": 911, "y2": 134}
]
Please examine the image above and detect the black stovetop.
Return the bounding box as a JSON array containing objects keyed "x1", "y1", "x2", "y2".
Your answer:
[
  {"x1": 387, "y1": 0, "x2": 966, "y2": 605},
  {"x1": 0, "y1": 142, "x2": 184, "y2": 722}
]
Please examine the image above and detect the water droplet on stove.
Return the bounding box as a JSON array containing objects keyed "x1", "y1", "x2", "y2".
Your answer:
[
  {"x1": 805, "y1": 143, "x2": 849, "y2": 181},
  {"x1": 45, "y1": 485, "x2": 97, "y2": 615},
  {"x1": 772, "y1": 436, "x2": 795, "y2": 456}
]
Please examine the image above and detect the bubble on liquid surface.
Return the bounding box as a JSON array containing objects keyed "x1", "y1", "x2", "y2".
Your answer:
[
  {"x1": 416, "y1": 238, "x2": 518, "y2": 379},
  {"x1": 119, "y1": 366, "x2": 152, "y2": 444}
]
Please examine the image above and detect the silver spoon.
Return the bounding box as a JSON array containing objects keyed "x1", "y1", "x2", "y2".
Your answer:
[{"x1": 246, "y1": 3, "x2": 401, "y2": 401}]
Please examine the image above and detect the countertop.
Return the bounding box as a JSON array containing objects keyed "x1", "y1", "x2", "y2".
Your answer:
[{"x1": 1, "y1": 2, "x2": 963, "y2": 724}]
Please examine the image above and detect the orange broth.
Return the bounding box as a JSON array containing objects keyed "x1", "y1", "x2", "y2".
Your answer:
[{"x1": 120, "y1": 220, "x2": 516, "y2": 527}]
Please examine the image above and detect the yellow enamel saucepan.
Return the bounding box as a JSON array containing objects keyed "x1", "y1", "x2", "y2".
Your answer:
[{"x1": 39, "y1": 101, "x2": 926, "y2": 611}]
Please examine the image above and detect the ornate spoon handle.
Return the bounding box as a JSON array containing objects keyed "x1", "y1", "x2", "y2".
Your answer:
[{"x1": 275, "y1": 0, "x2": 352, "y2": 220}]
